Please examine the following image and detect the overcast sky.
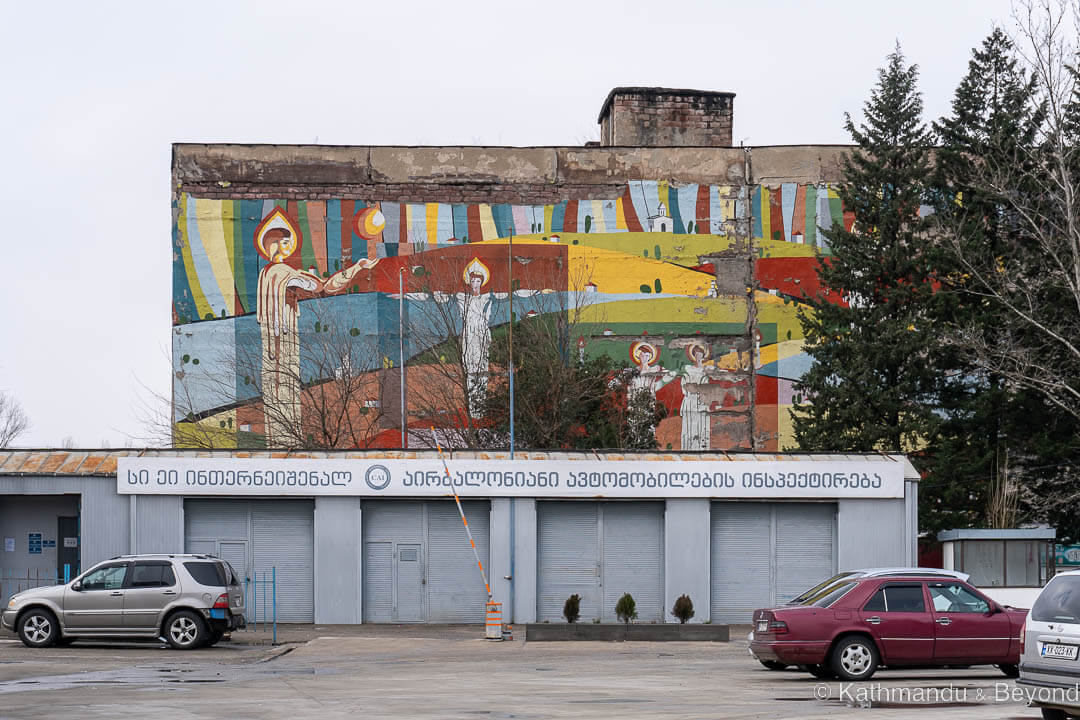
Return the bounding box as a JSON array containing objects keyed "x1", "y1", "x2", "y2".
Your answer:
[{"x1": 1, "y1": 0, "x2": 1018, "y2": 447}]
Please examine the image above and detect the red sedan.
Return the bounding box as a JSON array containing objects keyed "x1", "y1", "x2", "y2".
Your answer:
[{"x1": 749, "y1": 575, "x2": 1027, "y2": 680}]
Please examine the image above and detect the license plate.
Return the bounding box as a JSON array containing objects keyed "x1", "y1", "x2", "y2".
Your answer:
[
  {"x1": 1041, "y1": 643, "x2": 1079, "y2": 660},
  {"x1": 756, "y1": 620, "x2": 769, "y2": 632},
  {"x1": 210, "y1": 608, "x2": 226, "y2": 620}
]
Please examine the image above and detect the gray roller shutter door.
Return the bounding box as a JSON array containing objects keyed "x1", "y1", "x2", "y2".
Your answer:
[
  {"x1": 184, "y1": 499, "x2": 314, "y2": 622},
  {"x1": 537, "y1": 501, "x2": 664, "y2": 623},
  {"x1": 251, "y1": 501, "x2": 314, "y2": 622},
  {"x1": 710, "y1": 503, "x2": 772, "y2": 624},
  {"x1": 775, "y1": 504, "x2": 835, "y2": 604},
  {"x1": 537, "y1": 502, "x2": 600, "y2": 622},
  {"x1": 710, "y1": 502, "x2": 836, "y2": 624},
  {"x1": 361, "y1": 500, "x2": 489, "y2": 623},
  {"x1": 602, "y1": 502, "x2": 664, "y2": 622},
  {"x1": 427, "y1": 501, "x2": 489, "y2": 623}
]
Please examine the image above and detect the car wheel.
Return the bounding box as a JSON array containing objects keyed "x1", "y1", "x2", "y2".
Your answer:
[
  {"x1": 165, "y1": 610, "x2": 206, "y2": 650},
  {"x1": 997, "y1": 663, "x2": 1019, "y2": 678},
  {"x1": 17, "y1": 609, "x2": 59, "y2": 648},
  {"x1": 759, "y1": 660, "x2": 788, "y2": 671},
  {"x1": 807, "y1": 663, "x2": 837, "y2": 679},
  {"x1": 831, "y1": 635, "x2": 879, "y2": 681},
  {"x1": 1040, "y1": 709, "x2": 1068, "y2": 720}
]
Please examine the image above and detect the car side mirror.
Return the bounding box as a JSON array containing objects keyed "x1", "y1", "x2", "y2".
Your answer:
[
  {"x1": 987, "y1": 604, "x2": 1000, "y2": 615},
  {"x1": 71, "y1": 581, "x2": 82, "y2": 591}
]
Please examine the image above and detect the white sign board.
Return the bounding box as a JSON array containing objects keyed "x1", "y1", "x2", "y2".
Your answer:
[{"x1": 118, "y1": 457, "x2": 905, "y2": 499}]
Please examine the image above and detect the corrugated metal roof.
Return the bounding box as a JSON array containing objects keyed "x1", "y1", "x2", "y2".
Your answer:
[{"x1": 0, "y1": 448, "x2": 918, "y2": 479}]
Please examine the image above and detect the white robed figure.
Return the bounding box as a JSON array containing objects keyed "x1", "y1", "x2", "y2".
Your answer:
[
  {"x1": 406, "y1": 257, "x2": 538, "y2": 418},
  {"x1": 629, "y1": 341, "x2": 676, "y2": 399},
  {"x1": 679, "y1": 342, "x2": 713, "y2": 451}
]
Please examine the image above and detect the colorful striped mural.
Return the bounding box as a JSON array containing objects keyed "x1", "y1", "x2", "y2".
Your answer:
[{"x1": 172, "y1": 181, "x2": 847, "y2": 451}]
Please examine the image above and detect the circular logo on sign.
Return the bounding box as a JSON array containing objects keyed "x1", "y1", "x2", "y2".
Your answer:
[{"x1": 365, "y1": 465, "x2": 392, "y2": 491}]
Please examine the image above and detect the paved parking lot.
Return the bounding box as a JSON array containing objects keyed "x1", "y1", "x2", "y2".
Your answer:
[{"x1": 0, "y1": 626, "x2": 1054, "y2": 719}]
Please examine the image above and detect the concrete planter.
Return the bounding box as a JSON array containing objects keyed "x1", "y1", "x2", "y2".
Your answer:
[{"x1": 524, "y1": 623, "x2": 729, "y2": 642}]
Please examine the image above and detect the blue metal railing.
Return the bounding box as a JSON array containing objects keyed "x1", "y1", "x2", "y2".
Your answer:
[
  {"x1": 242, "y1": 567, "x2": 277, "y2": 644},
  {"x1": 1, "y1": 565, "x2": 72, "y2": 605}
]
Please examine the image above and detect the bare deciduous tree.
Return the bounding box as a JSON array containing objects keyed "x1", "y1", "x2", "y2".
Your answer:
[
  {"x1": 938, "y1": 0, "x2": 1080, "y2": 421},
  {"x1": 0, "y1": 391, "x2": 30, "y2": 448}
]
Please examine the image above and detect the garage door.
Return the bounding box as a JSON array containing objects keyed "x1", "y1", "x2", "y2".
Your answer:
[
  {"x1": 537, "y1": 501, "x2": 664, "y2": 623},
  {"x1": 362, "y1": 500, "x2": 490, "y2": 623},
  {"x1": 710, "y1": 502, "x2": 835, "y2": 624},
  {"x1": 184, "y1": 499, "x2": 314, "y2": 622}
]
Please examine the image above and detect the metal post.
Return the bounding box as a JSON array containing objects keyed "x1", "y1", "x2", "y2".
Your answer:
[
  {"x1": 399, "y1": 267, "x2": 407, "y2": 449},
  {"x1": 508, "y1": 232, "x2": 515, "y2": 459},
  {"x1": 253, "y1": 572, "x2": 258, "y2": 632},
  {"x1": 63, "y1": 564, "x2": 70, "y2": 584},
  {"x1": 432, "y1": 428, "x2": 492, "y2": 601},
  {"x1": 272, "y1": 567, "x2": 277, "y2": 646}
]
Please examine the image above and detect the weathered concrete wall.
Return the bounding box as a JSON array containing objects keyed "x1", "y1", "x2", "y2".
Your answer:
[
  {"x1": 171, "y1": 139, "x2": 854, "y2": 453},
  {"x1": 598, "y1": 87, "x2": 735, "y2": 148}
]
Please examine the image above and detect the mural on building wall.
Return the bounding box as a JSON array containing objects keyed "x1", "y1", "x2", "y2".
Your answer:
[{"x1": 172, "y1": 181, "x2": 850, "y2": 451}]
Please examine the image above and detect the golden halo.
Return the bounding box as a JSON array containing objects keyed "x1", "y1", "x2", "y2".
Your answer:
[
  {"x1": 631, "y1": 341, "x2": 658, "y2": 365},
  {"x1": 685, "y1": 342, "x2": 710, "y2": 362},
  {"x1": 462, "y1": 257, "x2": 491, "y2": 288},
  {"x1": 254, "y1": 207, "x2": 302, "y2": 263}
]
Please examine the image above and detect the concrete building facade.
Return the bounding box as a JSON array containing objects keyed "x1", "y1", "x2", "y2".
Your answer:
[{"x1": 1, "y1": 449, "x2": 917, "y2": 625}]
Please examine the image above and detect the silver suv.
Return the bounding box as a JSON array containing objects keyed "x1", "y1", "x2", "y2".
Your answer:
[
  {"x1": 2, "y1": 554, "x2": 246, "y2": 650},
  {"x1": 1018, "y1": 569, "x2": 1080, "y2": 719}
]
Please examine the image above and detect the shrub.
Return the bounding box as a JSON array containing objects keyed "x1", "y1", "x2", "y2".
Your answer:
[
  {"x1": 672, "y1": 594, "x2": 694, "y2": 624},
  {"x1": 563, "y1": 594, "x2": 581, "y2": 624},
  {"x1": 615, "y1": 592, "x2": 638, "y2": 626}
]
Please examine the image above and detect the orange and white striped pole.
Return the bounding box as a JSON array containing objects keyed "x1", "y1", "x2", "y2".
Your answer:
[{"x1": 431, "y1": 428, "x2": 492, "y2": 602}]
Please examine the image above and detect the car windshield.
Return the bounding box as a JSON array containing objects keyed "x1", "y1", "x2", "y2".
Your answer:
[
  {"x1": 790, "y1": 572, "x2": 858, "y2": 604},
  {"x1": 810, "y1": 581, "x2": 857, "y2": 608},
  {"x1": 1032, "y1": 576, "x2": 1080, "y2": 624}
]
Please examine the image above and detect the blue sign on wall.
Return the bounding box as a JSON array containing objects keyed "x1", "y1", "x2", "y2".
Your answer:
[{"x1": 28, "y1": 533, "x2": 42, "y2": 555}]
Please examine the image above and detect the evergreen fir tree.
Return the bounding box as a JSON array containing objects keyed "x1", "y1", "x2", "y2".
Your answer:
[
  {"x1": 792, "y1": 46, "x2": 938, "y2": 452},
  {"x1": 923, "y1": 28, "x2": 1044, "y2": 534}
]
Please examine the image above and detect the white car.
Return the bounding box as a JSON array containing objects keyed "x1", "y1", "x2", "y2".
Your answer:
[{"x1": 1017, "y1": 569, "x2": 1080, "y2": 719}]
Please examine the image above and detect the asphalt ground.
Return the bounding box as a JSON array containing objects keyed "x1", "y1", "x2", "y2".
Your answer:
[{"x1": 0, "y1": 624, "x2": 1061, "y2": 719}]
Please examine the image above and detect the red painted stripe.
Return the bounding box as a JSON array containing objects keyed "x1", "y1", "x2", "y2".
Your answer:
[
  {"x1": 467, "y1": 205, "x2": 482, "y2": 244},
  {"x1": 620, "y1": 186, "x2": 643, "y2": 232},
  {"x1": 769, "y1": 188, "x2": 784, "y2": 242},
  {"x1": 563, "y1": 200, "x2": 578, "y2": 232},
  {"x1": 696, "y1": 185, "x2": 711, "y2": 232}
]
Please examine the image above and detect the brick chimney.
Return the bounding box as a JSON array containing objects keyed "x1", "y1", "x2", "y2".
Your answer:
[{"x1": 598, "y1": 87, "x2": 735, "y2": 147}]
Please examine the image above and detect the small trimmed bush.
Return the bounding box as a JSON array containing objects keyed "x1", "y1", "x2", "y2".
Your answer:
[
  {"x1": 615, "y1": 592, "x2": 638, "y2": 626},
  {"x1": 672, "y1": 594, "x2": 695, "y2": 624},
  {"x1": 563, "y1": 594, "x2": 581, "y2": 624}
]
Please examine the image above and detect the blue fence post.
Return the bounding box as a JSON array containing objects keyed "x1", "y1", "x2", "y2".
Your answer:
[
  {"x1": 272, "y1": 566, "x2": 277, "y2": 646},
  {"x1": 253, "y1": 571, "x2": 258, "y2": 632},
  {"x1": 63, "y1": 564, "x2": 70, "y2": 584}
]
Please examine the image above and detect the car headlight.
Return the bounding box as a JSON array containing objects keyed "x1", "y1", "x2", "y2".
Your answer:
[{"x1": 7, "y1": 596, "x2": 18, "y2": 609}]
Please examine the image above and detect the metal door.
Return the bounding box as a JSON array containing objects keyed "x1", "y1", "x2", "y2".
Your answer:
[
  {"x1": 774, "y1": 504, "x2": 836, "y2": 604},
  {"x1": 395, "y1": 543, "x2": 424, "y2": 622},
  {"x1": 426, "y1": 501, "x2": 490, "y2": 623},
  {"x1": 57, "y1": 516, "x2": 79, "y2": 577},
  {"x1": 537, "y1": 502, "x2": 600, "y2": 622},
  {"x1": 218, "y1": 541, "x2": 249, "y2": 584},
  {"x1": 711, "y1": 503, "x2": 772, "y2": 624},
  {"x1": 363, "y1": 541, "x2": 394, "y2": 623},
  {"x1": 601, "y1": 502, "x2": 664, "y2": 623},
  {"x1": 711, "y1": 503, "x2": 837, "y2": 623},
  {"x1": 251, "y1": 501, "x2": 314, "y2": 622},
  {"x1": 362, "y1": 501, "x2": 423, "y2": 623},
  {"x1": 122, "y1": 561, "x2": 178, "y2": 630},
  {"x1": 184, "y1": 499, "x2": 314, "y2": 623},
  {"x1": 63, "y1": 562, "x2": 128, "y2": 629}
]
